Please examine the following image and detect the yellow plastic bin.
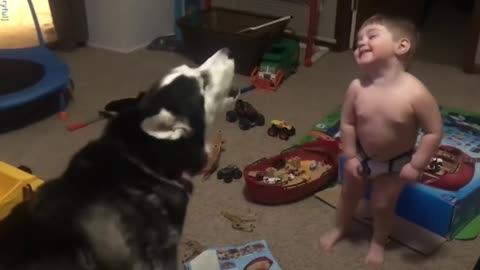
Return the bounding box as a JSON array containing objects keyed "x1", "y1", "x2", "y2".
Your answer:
[{"x1": 0, "y1": 161, "x2": 44, "y2": 220}]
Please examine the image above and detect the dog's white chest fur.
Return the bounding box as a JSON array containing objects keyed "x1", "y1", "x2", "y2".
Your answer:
[{"x1": 81, "y1": 205, "x2": 133, "y2": 264}]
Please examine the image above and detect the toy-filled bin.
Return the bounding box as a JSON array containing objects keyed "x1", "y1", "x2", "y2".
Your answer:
[
  {"x1": 177, "y1": 7, "x2": 291, "y2": 75},
  {"x1": 243, "y1": 138, "x2": 340, "y2": 205},
  {"x1": 0, "y1": 161, "x2": 44, "y2": 220}
]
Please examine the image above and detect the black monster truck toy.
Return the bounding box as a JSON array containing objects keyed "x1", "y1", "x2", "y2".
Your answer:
[
  {"x1": 226, "y1": 99, "x2": 265, "y2": 130},
  {"x1": 217, "y1": 165, "x2": 243, "y2": 183}
]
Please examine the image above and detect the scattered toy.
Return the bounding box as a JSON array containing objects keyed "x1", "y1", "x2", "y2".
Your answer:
[
  {"x1": 250, "y1": 38, "x2": 300, "y2": 91},
  {"x1": 202, "y1": 130, "x2": 225, "y2": 179},
  {"x1": 267, "y1": 120, "x2": 296, "y2": 140},
  {"x1": 247, "y1": 171, "x2": 266, "y2": 181},
  {"x1": 301, "y1": 174, "x2": 311, "y2": 181},
  {"x1": 226, "y1": 99, "x2": 265, "y2": 130},
  {"x1": 247, "y1": 157, "x2": 332, "y2": 187},
  {"x1": 272, "y1": 158, "x2": 286, "y2": 170},
  {"x1": 66, "y1": 110, "x2": 115, "y2": 132},
  {"x1": 217, "y1": 165, "x2": 243, "y2": 183},
  {"x1": 182, "y1": 239, "x2": 207, "y2": 263},
  {"x1": 264, "y1": 167, "x2": 277, "y2": 177},
  {"x1": 240, "y1": 85, "x2": 256, "y2": 94},
  {"x1": 428, "y1": 157, "x2": 443, "y2": 172},
  {"x1": 286, "y1": 156, "x2": 301, "y2": 170},
  {"x1": 263, "y1": 176, "x2": 282, "y2": 184},
  {"x1": 309, "y1": 161, "x2": 318, "y2": 170},
  {"x1": 221, "y1": 210, "x2": 257, "y2": 232},
  {"x1": 243, "y1": 139, "x2": 340, "y2": 205}
]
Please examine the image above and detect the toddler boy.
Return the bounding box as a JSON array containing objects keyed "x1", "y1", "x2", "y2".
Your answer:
[{"x1": 320, "y1": 14, "x2": 444, "y2": 268}]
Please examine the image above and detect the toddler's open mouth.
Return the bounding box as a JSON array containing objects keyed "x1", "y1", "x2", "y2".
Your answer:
[{"x1": 358, "y1": 48, "x2": 372, "y2": 58}]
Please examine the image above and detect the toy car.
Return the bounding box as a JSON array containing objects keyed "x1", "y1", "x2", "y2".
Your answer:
[
  {"x1": 226, "y1": 99, "x2": 265, "y2": 130},
  {"x1": 250, "y1": 38, "x2": 300, "y2": 91},
  {"x1": 217, "y1": 165, "x2": 243, "y2": 183},
  {"x1": 267, "y1": 120, "x2": 296, "y2": 140}
]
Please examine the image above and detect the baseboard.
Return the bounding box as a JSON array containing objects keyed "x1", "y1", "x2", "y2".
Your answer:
[
  {"x1": 464, "y1": 63, "x2": 480, "y2": 74},
  {"x1": 87, "y1": 41, "x2": 152, "y2": 54}
]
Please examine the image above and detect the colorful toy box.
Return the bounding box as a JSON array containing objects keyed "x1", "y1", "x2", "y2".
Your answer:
[
  {"x1": 184, "y1": 240, "x2": 281, "y2": 270},
  {"x1": 0, "y1": 161, "x2": 44, "y2": 220},
  {"x1": 299, "y1": 106, "x2": 480, "y2": 239}
]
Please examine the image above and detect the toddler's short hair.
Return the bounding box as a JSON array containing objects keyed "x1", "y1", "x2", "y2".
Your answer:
[{"x1": 360, "y1": 14, "x2": 419, "y2": 65}]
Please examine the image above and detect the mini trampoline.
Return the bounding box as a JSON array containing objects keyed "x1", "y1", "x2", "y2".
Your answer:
[{"x1": 0, "y1": 0, "x2": 73, "y2": 133}]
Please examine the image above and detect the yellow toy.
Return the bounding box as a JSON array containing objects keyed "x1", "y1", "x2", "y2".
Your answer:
[
  {"x1": 267, "y1": 120, "x2": 296, "y2": 140},
  {"x1": 0, "y1": 161, "x2": 44, "y2": 221}
]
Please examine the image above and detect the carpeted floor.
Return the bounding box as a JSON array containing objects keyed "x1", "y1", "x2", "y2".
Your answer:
[{"x1": 1, "y1": 45, "x2": 479, "y2": 270}]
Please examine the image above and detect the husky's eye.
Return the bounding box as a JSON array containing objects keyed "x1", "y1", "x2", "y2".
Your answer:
[{"x1": 201, "y1": 71, "x2": 210, "y2": 90}]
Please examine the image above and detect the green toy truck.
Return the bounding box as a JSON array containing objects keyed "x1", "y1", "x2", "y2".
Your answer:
[{"x1": 250, "y1": 38, "x2": 300, "y2": 91}]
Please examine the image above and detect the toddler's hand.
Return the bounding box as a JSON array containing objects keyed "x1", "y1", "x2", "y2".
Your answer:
[
  {"x1": 345, "y1": 157, "x2": 362, "y2": 180},
  {"x1": 399, "y1": 163, "x2": 423, "y2": 183}
]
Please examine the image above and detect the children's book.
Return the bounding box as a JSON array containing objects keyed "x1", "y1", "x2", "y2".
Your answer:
[{"x1": 184, "y1": 240, "x2": 281, "y2": 270}]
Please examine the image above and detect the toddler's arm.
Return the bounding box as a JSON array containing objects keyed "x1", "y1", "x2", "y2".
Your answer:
[
  {"x1": 410, "y1": 87, "x2": 443, "y2": 171},
  {"x1": 340, "y1": 80, "x2": 360, "y2": 159}
]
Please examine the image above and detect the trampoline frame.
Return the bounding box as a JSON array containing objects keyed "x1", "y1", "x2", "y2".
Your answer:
[{"x1": 0, "y1": 0, "x2": 73, "y2": 128}]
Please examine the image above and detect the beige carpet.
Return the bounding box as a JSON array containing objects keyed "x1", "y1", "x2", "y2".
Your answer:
[{"x1": 1, "y1": 46, "x2": 479, "y2": 270}]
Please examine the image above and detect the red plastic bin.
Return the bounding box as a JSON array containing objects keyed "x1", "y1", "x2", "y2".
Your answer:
[{"x1": 243, "y1": 138, "x2": 340, "y2": 205}]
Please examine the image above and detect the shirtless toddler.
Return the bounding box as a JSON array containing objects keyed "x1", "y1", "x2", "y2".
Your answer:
[{"x1": 319, "y1": 14, "x2": 444, "y2": 268}]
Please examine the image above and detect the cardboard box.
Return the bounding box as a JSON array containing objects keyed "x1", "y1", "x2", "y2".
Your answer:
[{"x1": 302, "y1": 106, "x2": 480, "y2": 239}]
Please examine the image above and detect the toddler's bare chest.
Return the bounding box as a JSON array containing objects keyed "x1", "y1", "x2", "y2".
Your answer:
[{"x1": 354, "y1": 92, "x2": 414, "y2": 126}]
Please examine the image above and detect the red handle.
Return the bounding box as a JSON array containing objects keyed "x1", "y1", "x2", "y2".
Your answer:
[{"x1": 67, "y1": 122, "x2": 90, "y2": 132}]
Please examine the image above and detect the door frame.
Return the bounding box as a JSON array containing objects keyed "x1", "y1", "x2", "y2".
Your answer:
[
  {"x1": 463, "y1": 0, "x2": 480, "y2": 73},
  {"x1": 333, "y1": 0, "x2": 353, "y2": 51}
]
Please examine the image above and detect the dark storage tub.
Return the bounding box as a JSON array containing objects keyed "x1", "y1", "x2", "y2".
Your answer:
[{"x1": 177, "y1": 7, "x2": 290, "y2": 75}]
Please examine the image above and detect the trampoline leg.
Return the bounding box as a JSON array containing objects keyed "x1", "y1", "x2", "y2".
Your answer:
[{"x1": 58, "y1": 91, "x2": 69, "y2": 121}]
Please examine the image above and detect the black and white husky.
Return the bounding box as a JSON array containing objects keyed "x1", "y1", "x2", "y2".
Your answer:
[{"x1": 0, "y1": 48, "x2": 238, "y2": 270}]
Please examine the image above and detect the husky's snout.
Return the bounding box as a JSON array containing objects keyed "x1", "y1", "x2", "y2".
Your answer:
[{"x1": 218, "y1": 48, "x2": 231, "y2": 58}]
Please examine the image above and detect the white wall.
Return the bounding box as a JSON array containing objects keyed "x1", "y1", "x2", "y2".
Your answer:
[
  {"x1": 212, "y1": 0, "x2": 337, "y2": 44},
  {"x1": 126, "y1": 0, "x2": 174, "y2": 51},
  {"x1": 85, "y1": 0, "x2": 174, "y2": 53}
]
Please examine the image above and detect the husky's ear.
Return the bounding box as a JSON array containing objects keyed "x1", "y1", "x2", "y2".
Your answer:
[{"x1": 141, "y1": 109, "x2": 192, "y2": 140}]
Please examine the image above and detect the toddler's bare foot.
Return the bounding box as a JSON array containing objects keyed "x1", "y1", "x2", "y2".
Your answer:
[
  {"x1": 320, "y1": 228, "x2": 343, "y2": 251},
  {"x1": 365, "y1": 241, "x2": 385, "y2": 268}
]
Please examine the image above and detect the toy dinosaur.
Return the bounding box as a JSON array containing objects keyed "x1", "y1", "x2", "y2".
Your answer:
[
  {"x1": 202, "y1": 130, "x2": 225, "y2": 179},
  {"x1": 220, "y1": 210, "x2": 257, "y2": 232}
]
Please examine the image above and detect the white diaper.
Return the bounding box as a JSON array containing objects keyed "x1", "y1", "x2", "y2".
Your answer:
[{"x1": 357, "y1": 144, "x2": 413, "y2": 178}]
